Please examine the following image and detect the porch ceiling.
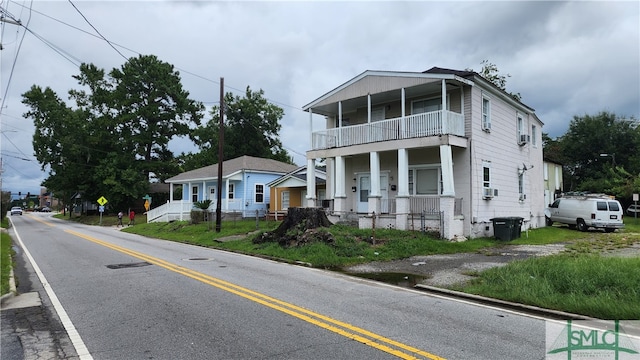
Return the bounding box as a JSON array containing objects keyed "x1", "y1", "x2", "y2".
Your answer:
[{"x1": 310, "y1": 82, "x2": 459, "y2": 117}]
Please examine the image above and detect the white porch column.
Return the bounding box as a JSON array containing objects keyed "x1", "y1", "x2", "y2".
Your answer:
[
  {"x1": 225, "y1": 178, "x2": 230, "y2": 210},
  {"x1": 202, "y1": 180, "x2": 207, "y2": 200},
  {"x1": 309, "y1": 109, "x2": 313, "y2": 150},
  {"x1": 441, "y1": 79, "x2": 448, "y2": 133},
  {"x1": 306, "y1": 158, "x2": 317, "y2": 207},
  {"x1": 441, "y1": 79, "x2": 447, "y2": 110},
  {"x1": 367, "y1": 94, "x2": 372, "y2": 123},
  {"x1": 335, "y1": 156, "x2": 346, "y2": 198},
  {"x1": 400, "y1": 88, "x2": 406, "y2": 138},
  {"x1": 368, "y1": 151, "x2": 381, "y2": 215},
  {"x1": 334, "y1": 155, "x2": 347, "y2": 215},
  {"x1": 396, "y1": 148, "x2": 410, "y2": 230},
  {"x1": 169, "y1": 183, "x2": 174, "y2": 202},
  {"x1": 188, "y1": 182, "x2": 193, "y2": 202},
  {"x1": 439, "y1": 144, "x2": 455, "y2": 196},
  {"x1": 397, "y1": 149, "x2": 409, "y2": 197},
  {"x1": 338, "y1": 101, "x2": 342, "y2": 146}
]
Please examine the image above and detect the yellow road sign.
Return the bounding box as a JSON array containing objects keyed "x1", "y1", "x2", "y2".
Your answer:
[
  {"x1": 144, "y1": 200, "x2": 150, "y2": 211},
  {"x1": 97, "y1": 196, "x2": 108, "y2": 206}
]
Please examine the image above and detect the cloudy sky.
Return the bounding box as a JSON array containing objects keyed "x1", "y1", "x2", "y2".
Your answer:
[{"x1": 1, "y1": 1, "x2": 638, "y2": 198}]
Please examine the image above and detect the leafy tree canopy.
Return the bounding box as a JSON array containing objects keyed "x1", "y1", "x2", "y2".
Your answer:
[
  {"x1": 22, "y1": 55, "x2": 204, "y2": 211},
  {"x1": 468, "y1": 60, "x2": 522, "y2": 101},
  {"x1": 181, "y1": 86, "x2": 293, "y2": 171},
  {"x1": 545, "y1": 111, "x2": 640, "y2": 199}
]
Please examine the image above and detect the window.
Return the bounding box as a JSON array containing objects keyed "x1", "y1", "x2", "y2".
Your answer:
[
  {"x1": 517, "y1": 113, "x2": 524, "y2": 138},
  {"x1": 597, "y1": 202, "x2": 608, "y2": 211},
  {"x1": 371, "y1": 107, "x2": 385, "y2": 122},
  {"x1": 281, "y1": 191, "x2": 290, "y2": 210},
  {"x1": 228, "y1": 183, "x2": 234, "y2": 199},
  {"x1": 482, "y1": 96, "x2": 491, "y2": 131},
  {"x1": 518, "y1": 172, "x2": 525, "y2": 199},
  {"x1": 255, "y1": 184, "x2": 264, "y2": 203},
  {"x1": 408, "y1": 167, "x2": 441, "y2": 195},
  {"x1": 532, "y1": 125, "x2": 538, "y2": 147},
  {"x1": 544, "y1": 163, "x2": 549, "y2": 181},
  {"x1": 482, "y1": 161, "x2": 491, "y2": 188},
  {"x1": 192, "y1": 186, "x2": 198, "y2": 202},
  {"x1": 412, "y1": 98, "x2": 443, "y2": 114},
  {"x1": 608, "y1": 202, "x2": 620, "y2": 211}
]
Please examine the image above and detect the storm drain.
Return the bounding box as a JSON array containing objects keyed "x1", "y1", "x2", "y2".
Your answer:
[
  {"x1": 184, "y1": 257, "x2": 213, "y2": 261},
  {"x1": 106, "y1": 261, "x2": 152, "y2": 269}
]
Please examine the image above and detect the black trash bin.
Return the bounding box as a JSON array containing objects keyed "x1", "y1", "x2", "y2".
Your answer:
[{"x1": 491, "y1": 217, "x2": 524, "y2": 241}]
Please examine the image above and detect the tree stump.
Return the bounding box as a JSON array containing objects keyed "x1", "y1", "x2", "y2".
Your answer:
[{"x1": 254, "y1": 207, "x2": 334, "y2": 247}]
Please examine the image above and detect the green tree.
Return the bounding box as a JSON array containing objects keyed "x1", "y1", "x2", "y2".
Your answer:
[
  {"x1": 468, "y1": 60, "x2": 522, "y2": 101},
  {"x1": 23, "y1": 55, "x2": 204, "y2": 211},
  {"x1": 556, "y1": 111, "x2": 640, "y2": 196},
  {"x1": 183, "y1": 86, "x2": 292, "y2": 171}
]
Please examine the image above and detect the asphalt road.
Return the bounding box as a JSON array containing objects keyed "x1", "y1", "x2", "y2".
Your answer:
[{"x1": 3, "y1": 213, "x2": 551, "y2": 359}]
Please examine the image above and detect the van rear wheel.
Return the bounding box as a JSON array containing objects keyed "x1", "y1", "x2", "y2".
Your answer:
[{"x1": 577, "y1": 219, "x2": 588, "y2": 232}]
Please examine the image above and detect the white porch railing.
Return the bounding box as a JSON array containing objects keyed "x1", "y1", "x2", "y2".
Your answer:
[
  {"x1": 147, "y1": 201, "x2": 194, "y2": 223},
  {"x1": 147, "y1": 198, "x2": 248, "y2": 223},
  {"x1": 312, "y1": 110, "x2": 465, "y2": 150}
]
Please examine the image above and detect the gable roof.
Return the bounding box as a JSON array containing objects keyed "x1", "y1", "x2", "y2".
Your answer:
[
  {"x1": 166, "y1": 155, "x2": 298, "y2": 183},
  {"x1": 303, "y1": 66, "x2": 535, "y2": 116},
  {"x1": 267, "y1": 165, "x2": 327, "y2": 188}
]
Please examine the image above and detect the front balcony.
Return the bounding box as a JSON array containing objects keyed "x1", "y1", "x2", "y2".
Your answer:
[{"x1": 311, "y1": 110, "x2": 465, "y2": 150}]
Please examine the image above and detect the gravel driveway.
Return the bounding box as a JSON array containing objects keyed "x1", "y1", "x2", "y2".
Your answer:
[{"x1": 342, "y1": 243, "x2": 640, "y2": 288}]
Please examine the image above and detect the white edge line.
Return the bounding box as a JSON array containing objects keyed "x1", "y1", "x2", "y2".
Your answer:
[{"x1": 10, "y1": 219, "x2": 94, "y2": 360}]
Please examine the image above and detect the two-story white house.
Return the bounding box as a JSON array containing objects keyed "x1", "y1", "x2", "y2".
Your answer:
[{"x1": 303, "y1": 67, "x2": 545, "y2": 239}]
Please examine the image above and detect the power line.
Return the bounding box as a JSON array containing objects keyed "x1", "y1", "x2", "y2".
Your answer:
[{"x1": 66, "y1": 0, "x2": 128, "y2": 62}]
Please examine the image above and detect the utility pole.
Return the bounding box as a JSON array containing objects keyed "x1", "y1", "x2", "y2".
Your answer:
[{"x1": 215, "y1": 77, "x2": 224, "y2": 232}]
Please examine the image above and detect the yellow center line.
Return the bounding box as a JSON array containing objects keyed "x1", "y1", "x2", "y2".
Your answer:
[
  {"x1": 27, "y1": 214, "x2": 56, "y2": 227},
  {"x1": 65, "y1": 229, "x2": 446, "y2": 360}
]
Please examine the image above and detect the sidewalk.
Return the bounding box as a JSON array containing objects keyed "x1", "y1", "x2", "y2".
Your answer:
[{"x1": 1, "y1": 237, "x2": 79, "y2": 360}]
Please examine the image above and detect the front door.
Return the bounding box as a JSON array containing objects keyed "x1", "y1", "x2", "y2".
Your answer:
[{"x1": 356, "y1": 173, "x2": 389, "y2": 213}]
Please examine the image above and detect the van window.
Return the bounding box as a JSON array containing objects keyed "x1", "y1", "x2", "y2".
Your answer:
[
  {"x1": 608, "y1": 202, "x2": 620, "y2": 211},
  {"x1": 597, "y1": 202, "x2": 607, "y2": 211},
  {"x1": 550, "y1": 199, "x2": 560, "y2": 208}
]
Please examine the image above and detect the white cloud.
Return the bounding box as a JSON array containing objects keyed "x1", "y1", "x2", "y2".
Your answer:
[{"x1": 1, "y1": 0, "x2": 638, "y2": 197}]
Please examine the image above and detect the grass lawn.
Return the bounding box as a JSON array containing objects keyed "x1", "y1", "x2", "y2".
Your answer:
[{"x1": 1, "y1": 217, "x2": 14, "y2": 295}]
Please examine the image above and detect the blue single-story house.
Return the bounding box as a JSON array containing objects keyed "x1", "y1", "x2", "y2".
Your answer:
[{"x1": 147, "y1": 155, "x2": 298, "y2": 222}]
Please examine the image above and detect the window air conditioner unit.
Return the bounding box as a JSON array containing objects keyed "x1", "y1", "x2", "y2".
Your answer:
[
  {"x1": 519, "y1": 194, "x2": 526, "y2": 201},
  {"x1": 519, "y1": 134, "x2": 530, "y2": 145},
  {"x1": 483, "y1": 187, "x2": 494, "y2": 199},
  {"x1": 482, "y1": 122, "x2": 491, "y2": 132}
]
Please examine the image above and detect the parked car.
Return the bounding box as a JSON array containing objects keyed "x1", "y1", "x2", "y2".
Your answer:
[
  {"x1": 545, "y1": 194, "x2": 624, "y2": 232},
  {"x1": 628, "y1": 204, "x2": 640, "y2": 217},
  {"x1": 35, "y1": 206, "x2": 51, "y2": 212},
  {"x1": 10, "y1": 207, "x2": 23, "y2": 216}
]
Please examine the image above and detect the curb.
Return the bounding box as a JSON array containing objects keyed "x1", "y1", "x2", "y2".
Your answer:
[
  {"x1": 414, "y1": 284, "x2": 597, "y2": 321},
  {"x1": 0, "y1": 265, "x2": 17, "y2": 306}
]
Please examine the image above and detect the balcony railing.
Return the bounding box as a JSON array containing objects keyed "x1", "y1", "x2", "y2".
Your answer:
[{"x1": 312, "y1": 110, "x2": 465, "y2": 150}]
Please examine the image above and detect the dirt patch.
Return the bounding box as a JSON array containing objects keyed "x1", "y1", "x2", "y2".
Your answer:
[{"x1": 342, "y1": 243, "x2": 640, "y2": 288}]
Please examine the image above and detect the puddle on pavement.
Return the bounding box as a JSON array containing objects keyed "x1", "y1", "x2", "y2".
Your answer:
[{"x1": 344, "y1": 272, "x2": 427, "y2": 288}]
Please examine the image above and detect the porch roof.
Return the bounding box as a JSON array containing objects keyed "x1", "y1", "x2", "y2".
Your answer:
[
  {"x1": 166, "y1": 155, "x2": 298, "y2": 183},
  {"x1": 302, "y1": 69, "x2": 475, "y2": 116}
]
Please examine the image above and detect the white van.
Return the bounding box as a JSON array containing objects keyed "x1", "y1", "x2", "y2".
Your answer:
[{"x1": 545, "y1": 194, "x2": 625, "y2": 232}]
